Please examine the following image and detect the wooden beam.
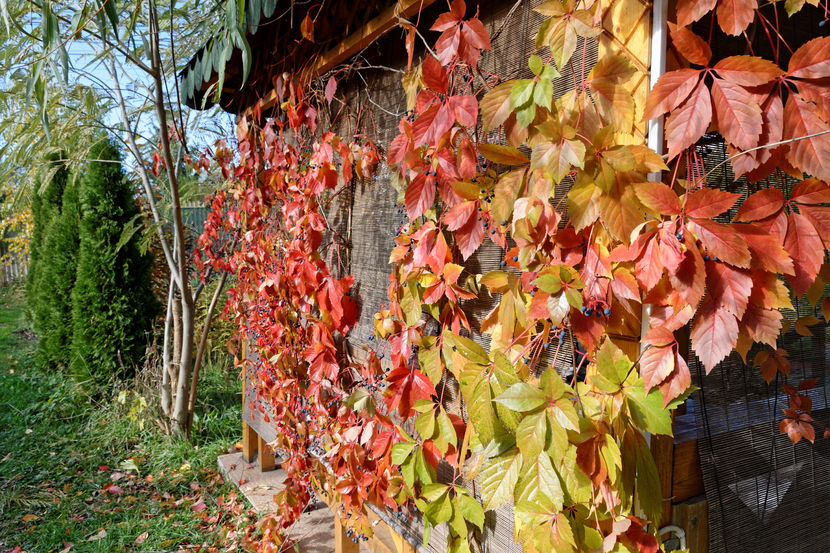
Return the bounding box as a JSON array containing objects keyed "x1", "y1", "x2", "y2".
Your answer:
[
  {"x1": 249, "y1": 0, "x2": 437, "y2": 117},
  {"x1": 257, "y1": 434, "x2": 277, "y2": 471},
  {"x1": 335, "y1": 514, "x2": 361, "y2": 553},
  {"x1": 313, "y1": 0, "x2": 437, "y2": 76}
]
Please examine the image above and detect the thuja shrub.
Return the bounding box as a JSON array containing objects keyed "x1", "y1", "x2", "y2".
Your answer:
[
  {"x1": 70, "y1": 139, "x2": 157, "y2": 385},
  {"x1": 36, "y1": 173, "x2": 80, "y2": 369},
  {"x1": 25, "y1": 152, "x2": 68, "y2": 336}
]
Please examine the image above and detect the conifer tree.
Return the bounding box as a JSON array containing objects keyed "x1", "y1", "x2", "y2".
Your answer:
[
  {"x1": 70, "y1": 139, "x2": 156, "y2": 384},
  {"x1": 25, "y1": 153, "x2": 68, "y2": 336},
  {"x1": 36, "y1": 173, "x2": 80, "y2": 368}
]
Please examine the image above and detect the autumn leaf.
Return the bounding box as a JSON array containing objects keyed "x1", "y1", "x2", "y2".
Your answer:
[
  {"x1": 691, "y1": 296, "x2": 739, "y2": 371},
  {"x1": 711, "y1": 77, "x2": 762, "y2": 150},
  {"x1": 685, "y1": 188, "x2": 740, "y2": 218},
  {"x1": 300, "y1": 13, "x2": 315, "y2": 42},
  {"x1": 787, "y1": 36, "x2": 830, "y2": 79},
  {"x1": 643, "y1": 69, "x2": 701, "y2": 120},
  {"x1": 22, "y1": 514, "x2": 39, "y2": 522},
  {"x1": 404, "y1": 174, "x2": 435, "y2": 219},
  {"x1": 783, "y1": 211, "x2": 823, "y2": 296},
  {"x1": 791, "y1": 178, "x2": 830, "y2": 205},
  {"x1": 665, "y1": 82, "x2": 712, "y2": 159},
  {"x1": 687, "y1": 218, "x2": 751, "y2": 268},
  {"x1": 640, "y1": 345, "x2": 675, "y2": 391},
  {"x1": 478, "y1": 144, "x2": 529, "y2": 166},
  {"x1": 668, "y1": 23, "x2": 711, "y2": 65},
  {"x1": 713, "y1": 56, "x2": 783, "y2": 86},
  {"x1": 480, "y1": 81, "x2": 513, "y2": 132},
  {"x1": 634, "y1": 182, "x2": 681, "y2": 216},
  {"x1": 783, "y1": 95, "x2": 830, "y2": 182},
  {"x1": 676, "y1": 0, "x2": 717, "y2": 27},
  {"x1": 717, "y1": 0, "x2": 757, "y2": 36},
  {"x1": 734, "y1": 188, "x2": 785, "y2": 222},
  {"x1": 706, "y1": 261, "x2": 753, "y2": 318}
]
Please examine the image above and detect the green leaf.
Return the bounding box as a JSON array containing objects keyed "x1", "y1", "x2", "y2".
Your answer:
[
  {"x1": 494, "y1": 382, "x2": 547, "y2": 412},
  {"x1": 627, "y1": 387, "x2": 673, "y2": 436},
  {"x1": 443, "y1": 330, "x2": 489, "y2": 365},
  {"x1": 529, "y1": 54, "x2": 544, "y2": 76},
  {"x1": 510, "y1": 79, "x2": 535, "y2": 110},
  {"x1": 457, "y1": 494, "x2": 485, "y2": 530},
  {"x1": 633, "y1": 430, "x2": 662, "y2": 525},
  {"x1": 533, "y1": 78, "x2": 553, "y2": 110},
  {"x1": 479, "y1": 448, "x2": 522, "y2": 511},
  {"x1": 391, "y1": 441, "x2": 416, "y2": 464},
  {"x1": 467, "y1": 379, "x2": 504, "y2": 445},
  {"x1": 564, "y1": 288, "x2": 583, "y2": 310},
  {"x1": 534, "y1": 273, "x2": 562, "y2": 294},
  {"x1": 415, "y1": 410, "x2": 436, "y2": 441},
  {"x1": 516, "y1": 411, "x2": 547, "y2": 459},
  {"x1": 425, "y1": 491, "x2": 452, "y2": 525},
  {"x1": 516, "y1": 453, "x2": 564, "y2": 511}
]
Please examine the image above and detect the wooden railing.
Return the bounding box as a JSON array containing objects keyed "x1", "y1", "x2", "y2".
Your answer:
[{"x1": 0, "y1": 257, "x2": 28, "y2": 287}]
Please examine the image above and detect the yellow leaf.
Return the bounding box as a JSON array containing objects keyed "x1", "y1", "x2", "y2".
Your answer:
[{"x1": 22, "y1": 514, "x2": 39, "y2": 522}]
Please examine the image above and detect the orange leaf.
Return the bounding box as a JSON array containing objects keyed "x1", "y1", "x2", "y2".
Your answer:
[
  {"x1": 706, "y1": 261, "x2": 753, "y2": 318},
  {"x1": 300, "y1": 13, "x2": 314, "y2": 42},
  {"x1": 687, "y1": 218, "x2": 751, "y2": 268},
  {"x1": 640, "y1": 345, "x2": 675, "y2": 391},
  {"x1": 717, "y1": 0, "x2": 757, "y2": 36},
  {"x1": 734, "y1": 223, "x2": 794, "y2": 275},
  {"x1": 634, "y1": 182, "x2": 681, "y2": 216},
  {"x1": 740, "y1": 303, "x2": 782, "y2": 347},
  {"x1": 665, "y1": 82, "x2": 712, "y2": 159},
  {"x1": 734, "y1": 188, "x2": 785, "y2": 222},
  {"x1": 668, "y1": 23, "x2": 711, "y2": 66},
  {"x1": 685, "y1": 188, "x2": 740, "y2": 218},
  {"x1": 711, "y1": 77, "x2": 762, "y2": 150},
  {"x1": 791, "y1": 178, "x2": 830, "y2": 205},
  {"x1": 783, "y1": 95, "x2": 830, "y2": 182},
  {"x1": 22, "y1": 514, "x2": 39, "y2": 522},
  {"x1": 787, "y1": 36, "x2": 830, "y2": 79},
  {"x1": 713, "y1": 55, "x2": 783, "y2": 86},
  {"x1": 783, "y1": 212, "x2": 823, "y2": 296},
  {"x1": 657, "y1": 350, "x2": 692, "y2": 407},
  {"x1": 644, "y1": 69, "x2": 701, "y2": 120},
  {"x1": 676, "y1": 0, "x2": 717, "y2": 27},
  {"x1": 690, "y1": 296, "x2": 738, "y2": 371}
]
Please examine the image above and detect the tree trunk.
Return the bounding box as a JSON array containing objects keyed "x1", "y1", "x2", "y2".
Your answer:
[
  {"x1": 160, "y1": 277, "x2": 175, "y2": 417},
  {"x1": 171, "y1": 293, "x2": 195, "y2": 435}
]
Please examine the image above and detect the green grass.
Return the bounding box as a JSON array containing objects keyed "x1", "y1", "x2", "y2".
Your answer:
[{"x1": 0, "y1": 284, "x2": 253, "y2": 553}]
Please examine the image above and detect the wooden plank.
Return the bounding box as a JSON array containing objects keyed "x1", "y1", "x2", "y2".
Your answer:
[
  {"x1": 672, "y1": 439, "x2": 704, "y2": 503},
  {"x1": 257, "y1": 433, "x2": 277, "y2": 471},
  {"x1": 651, "y1": 426, "x2": 674, "y2": 525},
  {"x1": 242, "y1": 419, "x2": 258, "y2": 463},
  {"x1": 335, "y1": 514, "x2": 361, "y2": 553},
  {"x1": 671, "y1": 498, "x2": 708, "y2": 553},
  {"x1": 251, "y1": 0, "x2": 437, "y2": 116}
]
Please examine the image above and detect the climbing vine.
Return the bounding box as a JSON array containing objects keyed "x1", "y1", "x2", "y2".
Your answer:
[{"x1": 200, "y1": 1, "x2": 830, "y2": 551}]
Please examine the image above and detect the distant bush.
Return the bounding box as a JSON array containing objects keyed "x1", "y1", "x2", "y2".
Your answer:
[{"x1": 70, "y1": 139, "x2": 157, "y2": 384}]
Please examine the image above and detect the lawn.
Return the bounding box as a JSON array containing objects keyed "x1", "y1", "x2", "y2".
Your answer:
[{"x1": 0, "y1": 284, "x2": 258, "y2": 553}]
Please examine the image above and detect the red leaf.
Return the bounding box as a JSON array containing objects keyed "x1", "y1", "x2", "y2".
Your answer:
[
  {"x1": 685, "y1": 188, "x2": 740, "y2": 218},
  {"x1": 324, "y1": 77, "x2": 337, "y2": 104},
  {"x1": 657, "y1": 350, "x2": 692, "y2": 407},
  {"x1": 734, "y1": 223, "x2": 794, "y2": 275},
  {"x1": 404, "y1": 173, "x2": 435, "y2": 219},
  {"x1": 676, "y1": 0, "x2": 717, "y2": 27},
  {"x1": 300, "y1": 13, "x2": 315, "y2": 42},
  {"x1": 644, "y1": 69, "x2": 701, "y2": 120},
  {"x1": 791, "y1": 178, "x2": 830, "y2": 205},
  {"x1": 717, "y1": 0, "x2": 757, "y2": 36},
  {"x1": 449, "y1": 95, "x2": 478, "y2": 127},
  {"x1": 668, "y1": 23, "x2": 712, "y2": 65},
  {"x1": 634, "y1": 182, "x2": 681, "y2": 216},
  {"x1": 444, "y1": 200, "x2": 476, "y2": 231},
  {"x1": 462, "y1": 18, "x2": 491, "y2": 50},
  {"x1": 749, "y1": 270, "x2": 792, "y2": 310},
  {"x1": 713, "y1": 55, "x2": 783, "y2": 86},
  {"x1": 740, "y1": 303, "x2": 782, "y2": 347},
  {"x1": 455, "y1": 210, "x2": 484, "y2": 260},
  {"x1": 665, "y1": 81, "x2": 712, "y2": 159},
  {"x1": 706, "y1": 261, "x2": 753, "y2": 318},
  {"x1": 788, "y1": 36, "x2": 830, "y2": 79},
  {"x1": 691, "y1": 296, "x2": 739, "y2": 372},
  {"x1": 783, "y1": 212, "x2": 823, "y2": 296},
  {"x1": 687, "y1": 218, "x2": 751, "y2": 268},
  {"x1": 384, "y1": 368, "x2": 436, "y2": 418},
  {"x1": 634, "y1": 234, "x2": 664, "y2": 291},
  {"x1": 422, "y1": 56, "x2": 448, "y2": 93},
  {"x1": 711, "y1": 77, "x2": 762, "y2": 150},
  {"x1": 734, "y1": 188, "x2": 785, "y2": 221},
  {"x1": 668, "y1": 238, "x2": 706, "y2": 309},
  {"x1": 191, "y1": 500, "x2": 207, "y2": 512},
  {"x1": 640, "y1": 345, "x2": 675, "y2": 391},
  {"x1": 107, "y1": 485, "x2": 123, "y2": 494},
  {"x1": 783, "y1": 95, "x2": 830, "y2": 182},
  {"x1": 799, "y1": 204, "x2": 830, "y2": 250}
]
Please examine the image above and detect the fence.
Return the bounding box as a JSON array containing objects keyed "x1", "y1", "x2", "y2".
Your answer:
[{"x1": 0, "y1": 257, "x2": 28, "y2": 287}]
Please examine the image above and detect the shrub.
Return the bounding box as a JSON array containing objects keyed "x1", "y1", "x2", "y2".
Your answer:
[{"x1": 70, "y1": 139, "x2": 157, "y2": 384}]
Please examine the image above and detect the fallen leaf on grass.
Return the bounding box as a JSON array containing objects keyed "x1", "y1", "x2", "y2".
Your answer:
[
  {"x1": 22, "y1": 514, "x2": 39, "y2": 522},
  {"x1": 59, "y1": 543, "x2": 73, "y2": 553},
  {"x1": 24, "y1": 429, "x2": 32, "y2": 434},
  {"x1": 1, "y1": 452, "x2": 11, "y2": 462},
  {"x1": 98, "y1": 465, "x2": 109, "y2": 472},
  {"x1": 87, "y1": 528, "x2": 107, "y2": 541},
  {"x1": 191, "y1": 500, "x2": 207, "y2": 512},
  {"x1": 135, "y1": 531, "x2": 149, "y2": 545}
]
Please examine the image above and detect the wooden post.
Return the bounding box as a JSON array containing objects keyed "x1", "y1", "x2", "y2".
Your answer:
[
  {"x1": 335, "y1": 514, "x2": 360, "y2": 553},
  {"x1": 257, "y1": 433, "x2": 277, "y2": 471},
  {"x1": 242, "y1": 420, "x2": 257, "y2": 463}
]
